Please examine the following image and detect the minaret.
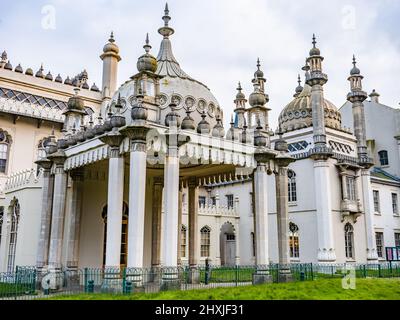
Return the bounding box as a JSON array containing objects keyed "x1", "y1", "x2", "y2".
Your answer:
[
  {"x1": 347, "y1": 55, "x2": 378, "y2": 262},
  {"x1": 100, "y1": 32, "x2": 121, "y2": 99},
  {"x1": 233, "y1": 82, "x2": 247, "y2": 129},
  {"x1": 294, "y1": 74, "x2": 303, "y2": 98},
  {"x1": 347, "y1": 55, "x2": 371, "y2": 164},
  {"x1": 306, "y1": 34, "x2": 331, "y2": 156},
  {"x1": 306, "y1": 35, "x2": 335, "y2": 263}
]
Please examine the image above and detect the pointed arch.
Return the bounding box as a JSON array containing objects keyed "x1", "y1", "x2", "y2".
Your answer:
[
  {"x1": 7, "y1": 197, "x2": 20, "y2": 272},
  {"x1": 200, "y1": 226, "x2": 211, "y2": 258}
]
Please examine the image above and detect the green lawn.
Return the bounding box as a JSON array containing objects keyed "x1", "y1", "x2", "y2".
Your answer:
[{"x1": 49, "y1": 278, "x2": 400, "y2": 300}]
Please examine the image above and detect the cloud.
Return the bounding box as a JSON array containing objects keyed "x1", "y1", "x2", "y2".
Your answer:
[{"x1": 0, "y1": 0, "x2": 399, "y2": 129}]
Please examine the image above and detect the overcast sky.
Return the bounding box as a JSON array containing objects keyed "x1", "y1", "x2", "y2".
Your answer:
[{"x1": 1, "y1": 0, "x2": 399, "y2": 129}]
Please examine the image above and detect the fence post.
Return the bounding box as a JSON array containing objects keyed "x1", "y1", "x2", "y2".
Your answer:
[
  {"x1": 363, "y1": 265, "x2": 366, "y2": 278},
  {"x1": 310, "y1": 263, "x2": 314, "y2": 281},
  {"x1": 122, "y1": 268, "x2": 127, "y2": 293},
  {"x1": 235, "y1": 265, "x2": 239, "y2": 287},
  {"x1": 84, "y1": 268, "x2": 88, "y2": 293},
  {"x1": 378, "y1": 264, "x2": 382, "y2": 278}
]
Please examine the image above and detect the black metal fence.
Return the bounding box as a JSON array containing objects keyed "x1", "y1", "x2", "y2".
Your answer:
[{"x1": 0, "y1": 262, "x2": 399, "y2": 300}]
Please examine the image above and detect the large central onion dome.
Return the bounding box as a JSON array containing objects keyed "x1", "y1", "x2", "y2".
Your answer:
[
  {"x1": 110, "y1": 4, "x2": 222, "y2": 128},
  {"x1": 278, "y1": 83, "x2": 342, "y2": 133}
]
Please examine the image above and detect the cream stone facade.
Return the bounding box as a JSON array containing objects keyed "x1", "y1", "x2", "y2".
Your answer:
[{"x1": 0, "y1": 4, "x2": 399, "y2": 282}]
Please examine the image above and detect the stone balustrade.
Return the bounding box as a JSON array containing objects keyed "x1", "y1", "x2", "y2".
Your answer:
[{"x1": 4, "y1": 168, "x2": 43, "y2": 192}]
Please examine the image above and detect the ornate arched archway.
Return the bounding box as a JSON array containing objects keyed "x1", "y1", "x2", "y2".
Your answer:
[{"x1": 220, "y1": 222, "x2": 236, "y2": 266}]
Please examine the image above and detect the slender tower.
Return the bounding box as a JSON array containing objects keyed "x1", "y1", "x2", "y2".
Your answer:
[
  {"x1": 100, "y1": 32, "x2": 121, "y2": 99},
  {"x1": 306, "y1": 35, "x2": 335, "y2": 262},
  {"x1": 233, "y1": 82, "x2": 247, "y2": 129},
  {"x1": 347, "y1": 56, "x2": 378, "y2": 262}
]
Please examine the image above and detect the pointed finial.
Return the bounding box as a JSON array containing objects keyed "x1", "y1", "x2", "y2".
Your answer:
[
  {"x1": 165, "y1": 2, "x2": 169, "y2": 15},
  {"x1": 109, "y1": 31, "x2": 115, "y2": 43},
  {"x1": 257, "y1": 58, "x2": 261, "y2": 69},
  {"x1": 230, "y1": 114, "x2": 234, "y2": 125},
  {"x1": 312, "y1": 34, "x2": 317, "y2": 48},
  {"x1": 352, "y1": 54, "x2": 356, "y2": 67},
  {"x1": 143, "y1": 33, "x2": 151, "y2": 53},
  {"x1": 237, "y1": 82, "x2": 242, "y2": 90},
  {"x1": 297, "y1": 74, "x2": 301, "y2": 86}
]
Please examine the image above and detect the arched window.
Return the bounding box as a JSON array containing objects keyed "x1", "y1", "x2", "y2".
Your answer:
[
  {"x1": 0, "y1": 206, "x2": 4, "y2": 248},
  {"x1": 378, "y1": 150, "x2": 389, "y2": 166},
  {"x1": 7, "y1": 199, "x2": 20, "y2": 273},
  {"x1": 200, "y1": 226, "x2": 211, "y2": 258},
  {"x1": 0, "y1": 130, "x2": 11, "y2": 174},
  {"x1": 102, "y1": 203, "x2": 129, "y2": 268},
  {"x1": 344, "y1": 223, "x2": 354, "y2": 259},
  {"x1": 289, "y1": 222, "x2": 299, "y2": 258},
  {"x1": 181, "y1": 225, "x2": 187, "y2": 258},
  {"x1": 288, "y1": 170, "x2": 297, "y2": 202}
]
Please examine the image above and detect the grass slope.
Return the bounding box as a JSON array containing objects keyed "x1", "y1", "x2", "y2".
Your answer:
[{"x1": 50, "y1": 278, "x2": 400, "y2": 300}]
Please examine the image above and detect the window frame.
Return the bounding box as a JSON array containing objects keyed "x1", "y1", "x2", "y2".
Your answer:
[
  {"x1": 375, "y1": 232, "x2": 384, "y2": 258},
  {"x1": 7, "y1": 200, "x2": 20, "y2": 273},
  {"x1": 226, "y1": 194, "x2": 234, "y2": 209},
  {"x1": 0, "y1": 130, "x2": 11, "y2": 175},
  {"x1": 180, "y1": 225, "x2": 187, "y2": 258},
  {"x1": 394, "y1": 232, "x2": 400, "y2": 248},
  {"x1": 392, "y1": 193, "x2": 399, "y2": 216},
  {"x1": 289, "y1": 222, "x2": 300, "y2": 259},
  {"x1": 378, "y1": 150, "x2": 389, "y2": 166},
  {"x1": 198, "y1": 196, "x2": 206, "y2": 207},
  {"x1": 373, "y1": 190, "x2": 380, "y2": 213},
  {"x1": 200, "y1": 226, "x2": 211, "y2": 258},
  {"x1": 344, "y1": 223, "x2": 355, "y2": 259},
  {"x1": 288, "y1": 170, "x2": 297, "y2": 203}
]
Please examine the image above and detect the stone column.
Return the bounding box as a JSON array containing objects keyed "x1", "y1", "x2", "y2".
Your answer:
[
  {"x1": 151, "y1": 177, "x2": 163, "y2": 268},
  {"x1": 35, "y1": 159, "x2": 54, "y2": 269},
  {"x1": 126, "y1": 128, "x2": 148, "y2": 269},
  {"x1": 66, "y1": 169, "x2": 84, "y2": 270},
  {"x1": 360, "y1": 169, "x2": 378, "y2": 262},
  {"x1": 47, "y1": 151, "x2": 68, "y2": 270},
  {"x1": 188, "y1": 177, "x2": 199, "y2": 283},
  {"x1": 162, "y1": 144, "x2": 180, "y2": 268},
  {"x1": 314, "y1": 160, "x2": 336, "y2": 262},
  {"x1": 234, "y1": 196, "x2": 240, "y2": 265},
  {"x1": 275, "y1": 165, "x2": 292, "y2": 282},
  {"x1": 100, "y1": 133, "x2": 125, "y2": 268}
]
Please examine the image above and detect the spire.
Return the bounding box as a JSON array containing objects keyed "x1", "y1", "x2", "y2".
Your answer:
[
  {"x1": 312, "y1": 34, "x2": 317, "y2": 48},
  {"x1": 144, "y1": 33, "x2": 151, "y2": 53},
  {"x1": 350, "y1": 54, "x2": 361, "y2": 75},
  {"x1": 159, "y1": 2, "x2": 174, "y2": 38},
  {"x1": 109, "y1": 31, "x2": 115, "y2": 43},
  {"x1": 309, "y1": 34, "x2": 321, "y2": 56},
  {"x1": 294, "y1": 74, "x2": 303, "y2": 97}
]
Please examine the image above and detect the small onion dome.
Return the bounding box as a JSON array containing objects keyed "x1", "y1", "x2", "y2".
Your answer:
[
  {"x1": 295, "y1": 75, "x2": 303, "y2": 96},
  {"x1": 94, "y1": 117, "x2": 105, "y2": 136},
  {"x1": 102, "y1": 112, "x2": 113, "y2": 132},
  {"x1": 274, "y1": 132, "x2": 288, "y2": 152},
  {"x1": 55, "y1": 74, "x2": 63, "y2": 83},
  {"x1": 212, "y1": 116, "x2": 225, "y2": 138},
  {"x1": 90, "y1": 83, "x2": 100, "y2": 92},
  {"x1": 103, "y1": 32, "x2": 120, "y2": 55},
  {"x1": 111, "y1": 96, "x2": 126, "y2": 128},
  {"x1": 64, "y1": 76, "x2": 72, "y2": 85},
  {"x1": 45, "y1": 71, "x2": 53, "y2": 81},
  {"x1": 350, "y1": 55, "x2": 360, "y2": 75},
  {"x1": 197, "y1": 111, "x2": 210, "y2": 134},
  {"x1": 165, "y1": 101, "x2": 181, "y2": 128},
  {"x1": 35, "y1": 65, "x2": 45, "y2": 78},
  {"x1": 254, "y1": 58, "x2": 264, "y2": 79},
  {"x1": 309, "y1": 34, "x2": 320, "y2": 56},
  {"x1": 67, "y1": 90, "x2": 85, "y2": 111},
  {"x1": 226, "y1": 115, "x2": 238, "y2": 141},
  {"x1": 25, "y1": 68, "x2": 34, "y2": 76},
  {"x1": 82, "y1": 81, "x2": 90, "y2": 90},
  {"x1": 254, "y1": 122, "x2": 267, "y2": 147},
  {"x1": 131, "y1": 91, "x2": 148, "y2": 121},
  {"x1": 249, "y1": 84, "x2": 266, "y2": 107},
  {"x1": 76, "y1": 129, "x2": 86, "y2": 143},
  {"x1": 181, "y1": 110, "x2": 195, "y2": 131},
  {"x1": 4, "y1": 60, "x2": 12, "y2": 70},
  {"x1": 1, "y1": 51, "x2": 7, "y2": 60},
  {"x1": 369, "y1": 89, "x2": 380, "y2": 98},
  {"x1": 47, "y1": 138, "x2": 58, "y2": 154},
  {"x1": 236, "y1": 82, "x2": 245, "y2": 100},
  {"x1": 14, "y1": 64, "x2": 23, "y2": 73},
  {"x1": 84, "y1": 118, "x2": 96, "y2": 140},
  {"x1": 241, "y1": 124, "x2": 249, "y2": 144},
  {"x1": 57, "y1": 138, "x2": 69, "y2": 150},
  {"x1": 72, "y1": 77, "x2": 79, "y2": 87},
  {"x1": 137, "y1": 33, "x2": 157, "y2": 73}
]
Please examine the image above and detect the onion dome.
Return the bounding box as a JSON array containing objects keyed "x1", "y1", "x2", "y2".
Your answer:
[
  {"x1": 274, "y1": 127, "x2": 288, "y2": 152},
  {"x1": 1, "y1": 51, "x2": 7, "y2": 61},
  {"x1": 165, "y1": 100, "x2": 181, "y2": 127},
  {"x1": 72, "y1": 77, "x2": 79, "y2": 87},
  {"x1": 212, "y1": 116, "x2": 225, "y2": 138},
  {"x1": 197, "y1": 111, "x2": 210, "y2": 134},
  {"x1": 47, "y1": 136, "x2": 59, "y2": 154},
  {"x1": 254, "y1": 121, "x2": 267, "y2": 147},
  {"x1": 309, "y1": 34, "x2": 320, "y2": 56},
  {"x1": 226, "y1": 115, "x2": 239, "y2": 141},
  {"x1": 45, "y1": 71, "x2": 53, "y2": 81},
  {"x1": 76, "y1": 128, "x2": 86, "y2": 143},
  {"x1": 25, "y1": 68, "x2": 34, "y2": 76},
  {"x1": 67, "y1": 133, "x2": 78, "y2": 147},
  {"x1": 294, "y1": 74, "x2": 303, "y2": 97},
  {"x1": 55, "y1": 74, "x2": 63, "y2": 83},
  {"x1": 90, "y1": 83, "x2": 100, "y2": 92},
  {"x1": 103, "y1": 32, "x2": 120, "y2": 55},
  {"x1": 235, "y1": 82, "x2": 245, "y2": 100},
  {"x1": 181, "y1": 110, "x2": 195, "y2": 130},
  {"x1": 57, "y1": 138, "x2": 69, "y2": 150},
  {"x1": 350, "y1": 55, "x2": 360, "y2": 75},
  {"x1": 67, "y1": 88, "x2": 85, "y2": 111},
  {"x1": 241, "y1": 119, "x2": 250, "y2": 144},
  {"x1": 82, "y1": 81, "x2": 89, "y2": 90},
  {"x1": 84, "y1": 117, "x2": 96, "y2": 140},
  {"x1": 14, "y1": 64, "x2": 23, "y2": 73},
  {"x1": 369, "y1": 89, "x2": 380, "y2": 103},
  {"x1": 94, "y1": 115, "x2": 105, "y2": 136},
  {"x1": 137, "y1": 33, "x2": 158, "y2": 73},
  {"x1": 110, "y1": 94, "x2": 126, "y2": 128},
  {"x1": 131, "y1": 90, "x2": 148, "y2": 121},
  {"x1": 35, "y1": 65, "x2": 45, "y2": 78},
  {"x1": 249, "y1": 82, "x2": 266, "y2": 107},
  {"x1": 278, "y1": 83, "x2": 342, "y2": 133},
  {"x1": 254, "y1": 58, "x2": 264, "y2": 79},
  {"x1": 4, "y1": 61, "x2": 12, "y2": 70},
  {"x1": 64, "y1": 76, "x2": 72, "y2": 85}
]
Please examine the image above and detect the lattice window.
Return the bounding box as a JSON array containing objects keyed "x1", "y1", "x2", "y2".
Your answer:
[
  {"x1": 288, "y1": 170, "x2": 297, "y2": 202},
  {"x1": 7, "y1": 200, "x2": 20, "y2": 273},
  {"x1": 289, "y1": 222, "x2": 299, "y2": 258},
  {"x1": 200, "y1": 226, "x2": 211, "y2": 257},
  {"x1": 344, "y1": 223, "x2": 354, "y2": 259},
  {"x1": 181, "y1": 225, "x2": 187, "y2": 258},
  {"x1": 288, "y1": 141, "x2": 309, "y2": 153},
  {"x1": 329, "y1": 141, "x2": 354, "y2": 154}
]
